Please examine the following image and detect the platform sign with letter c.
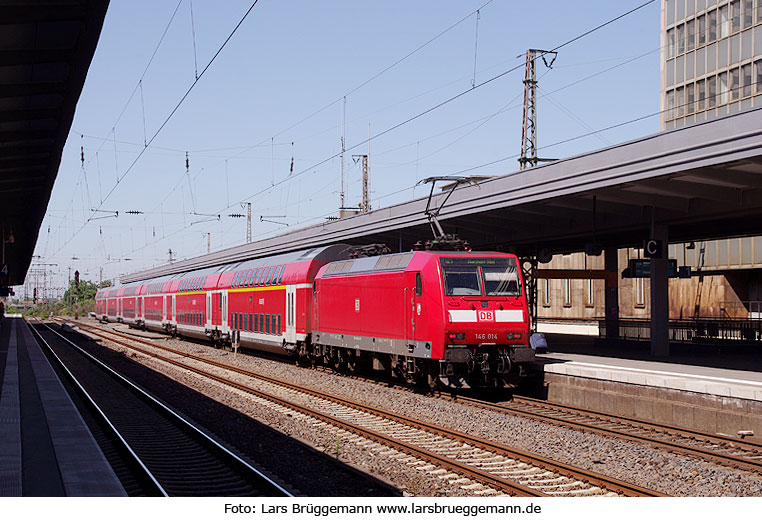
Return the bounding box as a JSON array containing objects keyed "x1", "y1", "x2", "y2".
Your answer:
[{"x1": 644, "y1": 239, "x2": 663, "y2": 259}]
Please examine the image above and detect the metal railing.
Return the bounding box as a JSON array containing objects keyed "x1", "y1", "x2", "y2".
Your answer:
[{"x1": 598, "y1": 317, "x2": 762, "y2": 343}]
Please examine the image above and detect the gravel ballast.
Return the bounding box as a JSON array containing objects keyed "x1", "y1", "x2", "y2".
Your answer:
[{"x1": 77, "y1": 322, "x2": 762, "y2": 497}]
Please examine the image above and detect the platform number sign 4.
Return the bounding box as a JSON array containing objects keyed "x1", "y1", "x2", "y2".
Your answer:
[
  {"x1": 0, "y1": 264, "x2": 8, "y2": 277},
  {"x1": 478, "y1": 311, "x2": 494, "y2": 321}
]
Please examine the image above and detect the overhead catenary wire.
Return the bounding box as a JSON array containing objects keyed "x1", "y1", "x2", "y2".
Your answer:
[
  {"x1": 234, "y1": 0, "x2": 497, "y2": 159},
  {"x1": 95, "y1": 0, "x2": 507, "y2": 249},
  {"x1": 48, "y1": 0, "x2": 262, "y2": 259},
  {"x1": 51, "y1": 0, "x2": 659, "y2": 279},
  {"x1": 94, "y1": 0, "x2": 661, "y2": 273},
  {"x1": 229, "y1": 0, "x2": 657, "y2": 212}
]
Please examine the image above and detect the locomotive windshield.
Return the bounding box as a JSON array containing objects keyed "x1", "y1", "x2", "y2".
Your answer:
[{"x1": 441, "y1": 257, "x2": 521, "y2": 297}]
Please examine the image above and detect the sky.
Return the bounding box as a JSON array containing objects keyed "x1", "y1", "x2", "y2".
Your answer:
[{"x1": 30, "y1": 0, "x2": 662, "y2": 296}]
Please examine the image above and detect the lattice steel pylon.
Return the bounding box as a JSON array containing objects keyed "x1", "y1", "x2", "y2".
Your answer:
[{"x1": 518, "y1": 49, "x2": 557, "y2": 170}]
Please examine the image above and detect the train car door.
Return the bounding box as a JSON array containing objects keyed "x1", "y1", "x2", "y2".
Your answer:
[
  {"x1": 285, "y1": 284, "x2": 297, "y2": 343},
  {"x1": 138, "y1": 297, "x2": 143, "y2": 320},
  {"x1": 206, "y1": 291, "x2": 213, "y2": 329},
  {"x1": 221, "y1": 290, "x2": 228, "y2": 331},
  {"x1": 211, "y1": 291, "x2": 222, "y2": 327},
  {"x1": 404, "y1": 275, "x2": 417, "y2": 343}
]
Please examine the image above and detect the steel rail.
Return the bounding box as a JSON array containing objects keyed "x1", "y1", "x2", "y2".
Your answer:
[
  {"x1": 73, "y1": 321, "x2": 661, "y2": 497},
  {"x1": 444, "y1": 394, "x2": 762, "y2": 474},
  {"x1": 38, "y1": 320, "x2": 294, "y2": 497},
  {"x1": 28, "y1": 320, "x2": 168, "y2": 496}
]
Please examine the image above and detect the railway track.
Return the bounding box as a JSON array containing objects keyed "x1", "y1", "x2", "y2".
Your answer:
[
  {"x1": 67, "y1": 319, "x2": 662, "y2": 497},
  {"x1": 30, "y1": 320, "x2": 292, "y2": 497},
  {"x1": 451, "y1": 394, "x2": 762, "y2": 475}
]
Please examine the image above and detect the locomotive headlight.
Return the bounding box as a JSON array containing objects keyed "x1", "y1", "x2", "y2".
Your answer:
[
  {"x1": 507, "y1": 332, "x2": 522, "y2": 341},
  {"x1": 448, "y1": 332, "x2": 465, "y2": 341}
]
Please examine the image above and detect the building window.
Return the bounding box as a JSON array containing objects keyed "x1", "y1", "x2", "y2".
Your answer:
[
  {"x1": 719, "y1": 71, "x2": 729, "y2": 104},
  {"x1": 666, "y1": 90, "x2": 675, "y2": 120},
  {"x1": 666, "y1": 0, "x2": 674, "y2": 25},
  {"x1": 667, "y1": 28, "x2": 676, "y2": 58},
  {"x1": 756, "y1": 60, "x2": 762, "y2": 93},
  {"x1": 697, "y1": 15, "x2": 706, "y2": 45},
  {"x1": 563, "y1": 279, "x2": 572, "y2": 307},
  {"x1": 758, "y1": 0, "x2": 762, "y2": 22},
  {"x1": 685, "y1": 20, "x2": 696, "y2": 51},
  {"x1": 742, "y1": 63, "x2": 752, "y2": 97},
  {"x1": 585, "y1": 279, "x2": 594, "y2": 307},
  {"x1": 542, "y1": 279, "x2": 551, "y2": 306},
  {"x1": 677, "y1": 86, "x2": 685, "y2": 116},
  {"x1": 687, "y1": 83, "x2": 695, "y2": 113},
  {"x1": 731, "y1": 0, "x2": 742, "y2": 31},
  {"x1": 719, "y1": 5, "x2": 730, "y2": 39},
  {"x1": 686, "y1": 19, "x2": 695, "y2": 51},
  {"x1": 708, "y1": 9, "x2": 718, "y2": 42},
  {"x1": 677, "y1": 23, "x2": 685, "y2": 54},
  {"x1": 697, "y1": 79, "x2": 706, "y2": 110},
  {"x1": 731, "y1": 67, "x2": 740, "y2": 99},
  {"x1": 708, "y1": 74, "x2": 717, "y2": 106},
  {"x1": 635, "y1": 278, "x2": 646, "y2": 307},
  {"x1": 743, "y1": 0, "x2": 754, "y2": 27}
]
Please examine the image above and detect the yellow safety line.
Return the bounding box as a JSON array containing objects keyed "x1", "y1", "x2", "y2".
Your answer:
[
  {"x1": 228, "y1": 285, "x2": 286, "y2": 293},
  {"x1": 131, "y1": 284, "x2": 288, "y2": 297}
]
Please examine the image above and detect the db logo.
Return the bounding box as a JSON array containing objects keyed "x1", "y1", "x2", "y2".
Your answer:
[{"x1": 478, "y1": 311, "x2": 494, "y2": 321}]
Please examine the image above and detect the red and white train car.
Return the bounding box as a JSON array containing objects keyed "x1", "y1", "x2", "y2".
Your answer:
[{"x1": 95, "y1": 245, "x2": 534, "y2": 387}]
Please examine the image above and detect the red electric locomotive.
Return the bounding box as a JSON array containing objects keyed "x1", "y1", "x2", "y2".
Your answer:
[
  {"x1": 311, "y1": 250, "x2": 533, "y2": 387},
  {"x1": 95, "y1": 244, "x2": 534, "y2": 388}
]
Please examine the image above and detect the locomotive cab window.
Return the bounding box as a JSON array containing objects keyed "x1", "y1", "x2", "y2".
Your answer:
[
  {"x1": 482, "y1": 260, "x2": 520, "y2": 296},
  {"x1": 441, "y1": 260, "x2": 482, "y2": 296},
  {"x1": 415, "y1": 273, "x2": 423, "y2": 297},
  {"x1": 440, "y1": 257, "x2": 521, "y2": 297}
]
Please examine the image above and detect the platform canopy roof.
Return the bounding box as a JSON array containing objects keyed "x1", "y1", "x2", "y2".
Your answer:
[
  {"x1": 123, "y1": 106, "x2": 762, "y2": 283},
  {"x1": 0, "y1": 0, "x2": 109, "y2": 285}
]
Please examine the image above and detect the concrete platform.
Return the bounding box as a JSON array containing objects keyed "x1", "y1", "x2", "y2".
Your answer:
[
  {"x1": 0, "y1": 315, "x2": 126, "y2": 496},
  {"x1": 530, "y1": 334, "x2": 762, "y2": 439}
]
